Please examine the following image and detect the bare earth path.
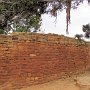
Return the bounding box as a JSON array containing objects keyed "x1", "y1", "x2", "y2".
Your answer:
[
  {"x1": 1, "y1": 71, "x2": 90, "y2": 90},
  {"x1": 18, "y1": 78, "x2": 80, "y2": 90},
  {"x1": 18, "y1": 71, "x2": 90, "y2": 90}
]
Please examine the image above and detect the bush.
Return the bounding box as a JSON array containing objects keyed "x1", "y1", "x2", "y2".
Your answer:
[
  {"x1": 16, "y1": 27, "x2": 27, "y2": 32},
  {"x1": 0, "y1": 29, "x2": 4, "y2": 34}
]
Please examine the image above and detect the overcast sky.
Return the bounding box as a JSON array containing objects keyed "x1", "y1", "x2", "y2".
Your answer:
[{"x1": 40, "y1": 1, "x2": 90, "y2": 41}]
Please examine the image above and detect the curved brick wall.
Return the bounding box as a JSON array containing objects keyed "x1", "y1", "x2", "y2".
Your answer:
[{"x1": 0, "y1": 32, "x2": 90, "y2": 89}]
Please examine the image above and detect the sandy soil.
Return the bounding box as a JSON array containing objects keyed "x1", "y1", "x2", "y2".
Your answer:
[
  {"x1": 18, "y1": 71, "x2": 90, "y2": 90},
  {"x1": 1, "y1": 71, "x2": 90, "y2": 90}
]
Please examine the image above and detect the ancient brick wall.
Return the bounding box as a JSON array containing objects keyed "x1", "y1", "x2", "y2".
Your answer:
[{"x1": 0, "y1": 32, "x2": 90, "y2": 89}]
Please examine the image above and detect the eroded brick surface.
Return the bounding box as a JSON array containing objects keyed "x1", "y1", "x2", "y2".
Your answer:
[{"x1": 0, "y1": 32, "x2": 90, "y2": 89}]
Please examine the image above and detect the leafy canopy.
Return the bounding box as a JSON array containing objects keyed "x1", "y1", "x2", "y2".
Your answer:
[{"x1": 0, "y1": 0, "x2": 90, "y2": 38}]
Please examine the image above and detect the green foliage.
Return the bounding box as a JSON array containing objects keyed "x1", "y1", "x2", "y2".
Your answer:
[
  {"x1": 0, "y1": 29, "x2": 4, "y2": 34},
  {"x1": 82, "y1": 24, "x2": 90, "y2": 38},
  {"x1": 16, "y1": 27, "x2": 27, "y2": 32},
  {"x1": 0, "y1": 4, "x2": 4, "y2": 14},
  {"x1": 24, "y1": 0, "x2": 38, "y2": 4},
  {"x1": 0, "y1": 0, "x2": 45, "y2": 34},
  {"x1": 0, "y1": 0, "x2": 89, "y2": 34},
  {"x1": 29, "y1": 15, "x2": 41, "y2": 30}
]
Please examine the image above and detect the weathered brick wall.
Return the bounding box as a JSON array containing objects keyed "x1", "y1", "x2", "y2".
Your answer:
[{"x1": 0, "y1": 32, "x2": 90, "y2": 89}]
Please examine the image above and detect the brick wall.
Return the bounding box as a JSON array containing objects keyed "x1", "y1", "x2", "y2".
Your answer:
[{"x1": 0, "y1": 32, "x2": 90, "y2": 89}]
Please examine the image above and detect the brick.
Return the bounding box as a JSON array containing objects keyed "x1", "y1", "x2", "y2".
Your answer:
[{"x1": 0, "y1": 32, "x2": 90, "y2": 89}]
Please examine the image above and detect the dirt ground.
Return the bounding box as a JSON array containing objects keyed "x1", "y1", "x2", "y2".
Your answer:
[
  {"x1": 18, "y1": 71, "x2": 90, "y2": 90},
  {"x1": 1, "y1": 71, "x2": 90, "y2": 90}
]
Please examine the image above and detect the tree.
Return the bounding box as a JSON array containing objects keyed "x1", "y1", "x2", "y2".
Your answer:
[
  {"x1": 44, "y1": 0, "x2": 89, "y2": 33},
  {"x1": 0, "y1": 0, "x2": 47, "y2": 34},
  {"x1": 82, "y1": 24, "x2": 90, "y2": 38},
  {"x1": 0, "y1": 0, "x2": 90, "y2": 34}
]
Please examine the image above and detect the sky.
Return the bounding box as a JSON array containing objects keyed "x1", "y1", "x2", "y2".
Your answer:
[{"x1": 40, "y1": 1, "x2": 90, "y2": 41}]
